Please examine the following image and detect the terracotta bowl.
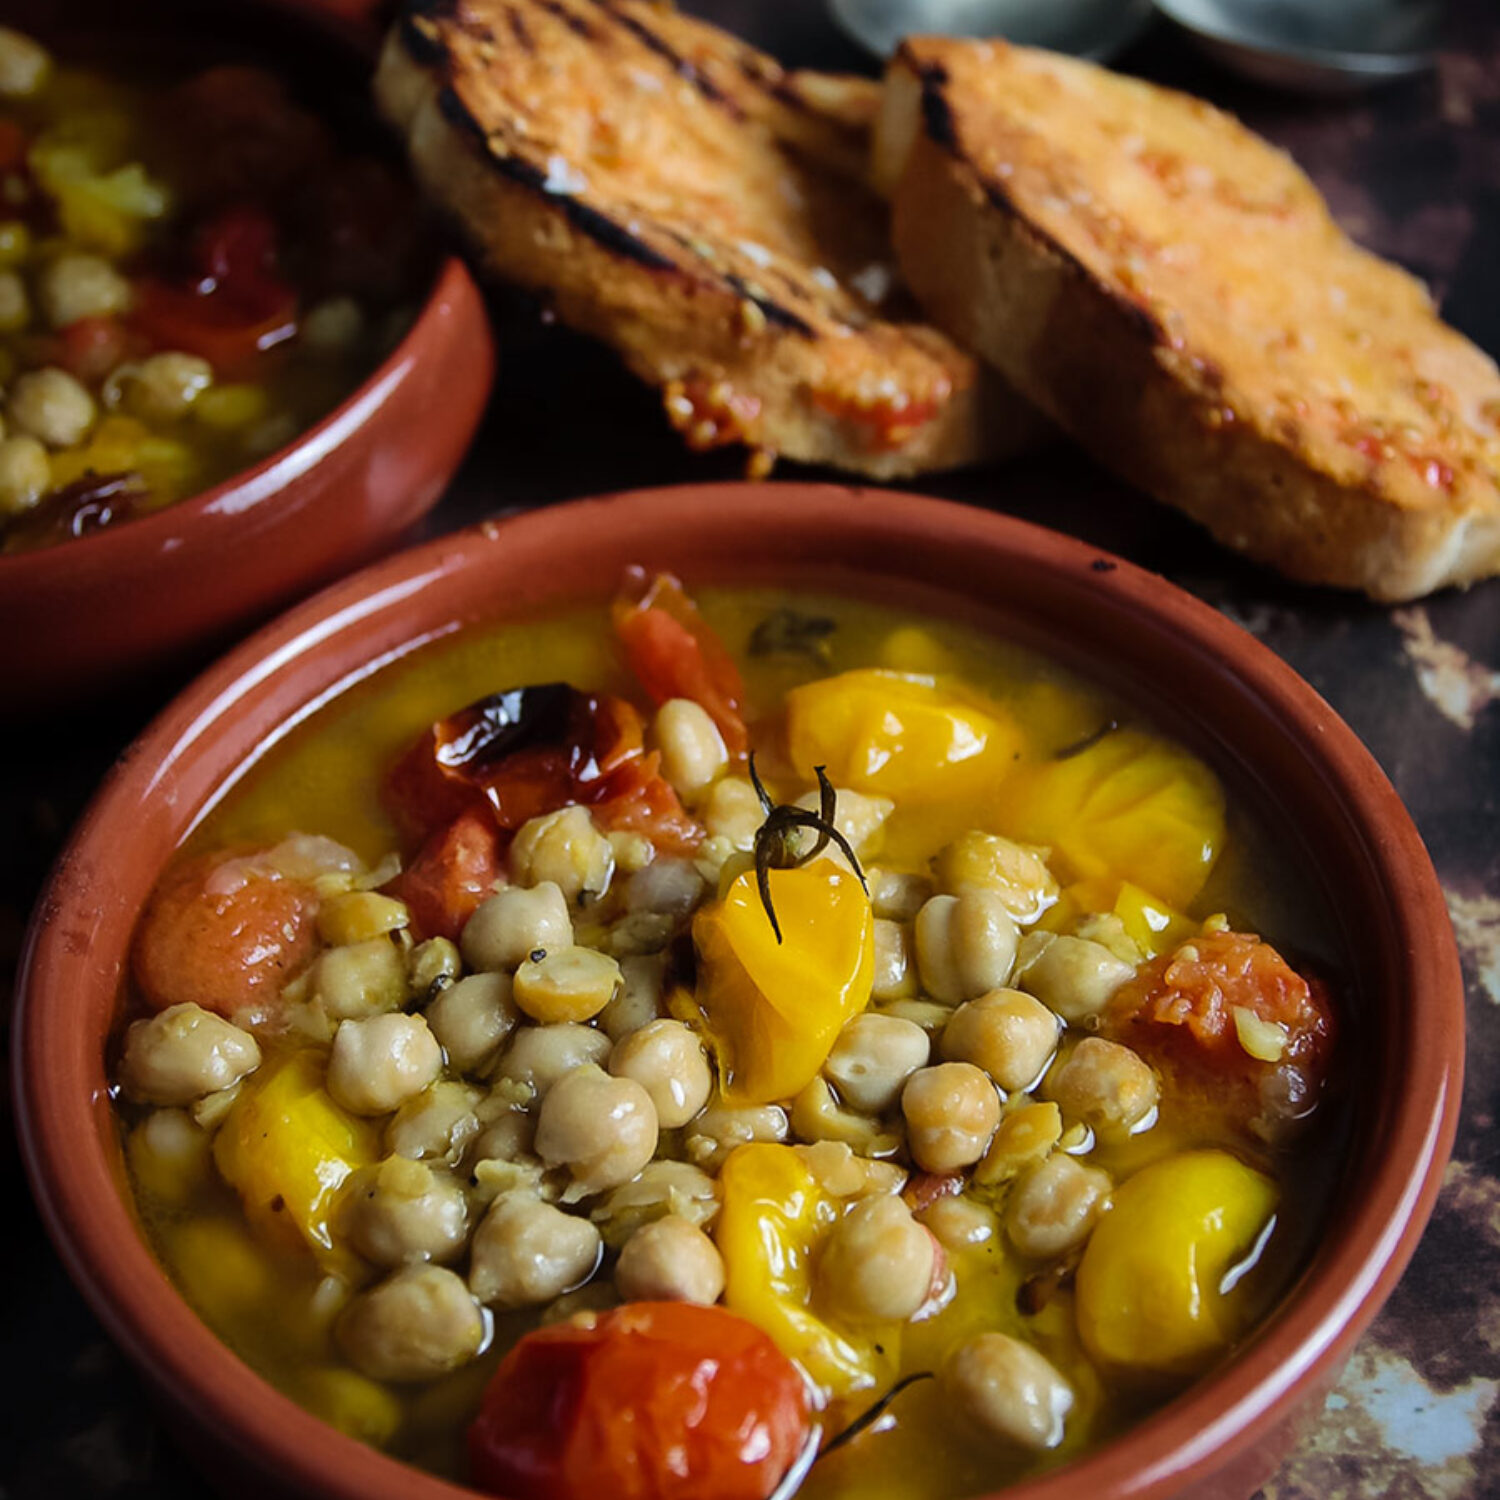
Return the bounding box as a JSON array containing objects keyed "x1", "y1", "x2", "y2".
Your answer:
[
  {"x1": 0, "y1": 0, "x2": 495, "y2": 707},
  {"x1": 14, "y1": 483, "x2": 1464, "y2": 1500}
]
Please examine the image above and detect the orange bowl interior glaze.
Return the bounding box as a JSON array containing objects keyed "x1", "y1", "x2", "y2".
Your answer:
[{"x1": 13, "y1": 483, "x2": 1463, "y2": 1500}]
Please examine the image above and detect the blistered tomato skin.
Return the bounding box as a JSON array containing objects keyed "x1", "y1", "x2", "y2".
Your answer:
[
  {"x1": 133, "y1": 849, "x2": 321, "y2": 1019},
  {"x1": 467, "y1": 1301, "x2": 809, "y2": 1500}
]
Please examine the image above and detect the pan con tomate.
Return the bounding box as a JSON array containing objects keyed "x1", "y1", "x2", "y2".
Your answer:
[{"x1": 113, "y1": 573, "x2": 1344, "y2": 1500}]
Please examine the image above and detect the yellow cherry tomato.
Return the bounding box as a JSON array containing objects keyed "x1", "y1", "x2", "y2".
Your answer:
[
  {"x1": 213, "y1": 1048, "x2": 378, "y2": 1276},
  {"x1": 988, "y1": 729, "x2": 1226, "y2": 910},
  {"x1": 715, "y1": 1143, "x2": 898, "y2": 1403},
  {"x1": 1075, "y1": 1149, "x2": 1278, "y2": 1377},
  {"x1": 691, "y1": 859, "x2": 873, "y2": 1105},
  {"x1": 785, "y1": 669, "x2": 1022, "y2": 805}
]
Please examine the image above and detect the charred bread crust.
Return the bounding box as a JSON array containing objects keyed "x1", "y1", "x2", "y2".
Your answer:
[
  {"x1": 881, "y1": 39, "x2": 1500, "y2": 599},
  {"x1": 378, "y1": 1, "x2": 1049, "y2": 478}
]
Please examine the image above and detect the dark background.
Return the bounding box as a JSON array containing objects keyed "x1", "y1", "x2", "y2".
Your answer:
[{"x1": 4, "y1": 2, "x2": 1499, "y2": 1496}]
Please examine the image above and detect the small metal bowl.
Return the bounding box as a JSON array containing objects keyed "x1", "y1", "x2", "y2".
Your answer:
[{"x1": 828, "y1": 0, "x2": 1156, "y2": 61}]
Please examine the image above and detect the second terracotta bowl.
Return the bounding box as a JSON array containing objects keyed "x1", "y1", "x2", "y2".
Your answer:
[{"x1": 14, "y1": 482, "x2": 1463, "y2": 1500}]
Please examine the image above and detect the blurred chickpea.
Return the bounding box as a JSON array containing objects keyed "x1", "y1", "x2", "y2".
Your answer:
[
  {"x1": 336, "y1": 1266, "x2": 485, "y2": 1382},
  {"x1": 870, "y1": 918, "x2": 917, "y2": 1001},
  {"x1": 1013, "y1": 932, "x2": 1135, "y2": 1023},
  {"x1": 493, "y1": 1023, "x2": 611, "y2": 1100},
  {"x1": 919, "y1": 1194, "x2": 998, "y2": 1252},
  {"x1": 9, "y1": 366, "x2": 95, "y2": 448},
  {"x1": 609, "y1": 1019, "x2": 711, "y2": 1127},
  {"x1": 385, "y1": 1080, "x2": 483, "y2": 1163},
  {"x1": 118, "y1": 1003, "x2": 260, "y2": 1105},
  {"x1": 817, "y1": 1193, "x2": 938, "y2": 1325},
  {"x1": 940, "y1": 989, "x2": 1060, "y2": 1092},
  {"x1": 0, "y1": 28, "x2": 50, "y2": 98},
  {"x1": 469, "y1": 1194, "x2": 601, "y2": 1308},
  {"x1": 824, "y1": 1012, "x2": 929, "y2": 1114},
  {"x1": 327, "y1": 1013, "x2": 443, "y2": 1116},
  {"x1": 514, "y1": 945, "x2": 621, "y2": 1024},
  {"x1": 1046, "y1": 1038, "x2": 1158, "y2": 1137},
  {"x1": 462, "y1": 882, "x2": 572, "y2": 972},
  {"x1": 901, "y1": 1062, "x2": 1001, "y2": 1173},
  {"x1": 1005, "y1": 1154, "x2": 1111, "y2": 1259},
  {"x1": 0, "y1": 433, "x2": 47, "y2": 515},
  {"x1": 510, "y1": 807, "x2": 614, "y2": 905},
  {"x1": 914, "y1": 892, "x2": 1019, "y2": 1004},
  {"x1": 312, "y1": 937, "x2": 408, "y2": 1020},
  {"x1": 943, "y1": 1333, "x2": 1073, "y2": 1451},
  {"x1": 339, "y1": 1157, "x2": 469, "y2": 1267},
  {"x1": 701, "y1": 776, "x2": 763, "y2": 850},
  {"x1": 536, "y1": 1065, "x2": 659, "y2": 1193},
  {"x1": 120, "y1": 352, "x2": 214, "y2": 423},
  {"x1": 684, "y1": 1100, "x2": 787, "y2": 1171},
  {"x1": 0, "y1": 270, "x2": 27, "y2": 332},
  {"x1": 301, "y1": 295, "x2": 365, "y2": 354},
  {"x1": 425, "y1": 972, "x2": 519, "y2": 1075},
  {"x1": 597, "y1": 953, "x2": 665, "y2": 1041},
  {"x1": 653, "y1": 699, "x2": 727, "y2": 803},
  {"x1": 36, "y1": 253, "x2": 132, "y2": 329},
  {"x1": 616, "y1": 1214, "x2": 725, "y2": 1304}
]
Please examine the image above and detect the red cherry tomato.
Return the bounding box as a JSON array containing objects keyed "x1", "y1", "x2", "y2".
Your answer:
[
  {"x1": 384, "y1": 807, "x2": 504, "y2": 943},
  {"x1": 589, "y1": 751, "x2": 702, "y2": 856},
  {"x1": 131, "y1": 275, "x2": 296, "y2": 377},
  {"x1": 59, "y1": 315, "x2": 131, "y2": 383},
  {"x1": 469, "y1": 1303, "x2": 810, "y2": 1500},
  {"x1": 613, "y1": 570, "x2": 749, "y2": 757}
]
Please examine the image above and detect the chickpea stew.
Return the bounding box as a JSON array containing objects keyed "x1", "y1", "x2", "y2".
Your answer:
[
  {"x1": 113, "y1": 576, "x2": 1347, "y2": 1500},
  {"x1": 0, "y1": 25, "x2": 429, "y2": 551}
]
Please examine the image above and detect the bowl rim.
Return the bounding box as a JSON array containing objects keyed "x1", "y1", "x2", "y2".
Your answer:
[
  {"x1": 0, "y1": 252, "x2": 478, "y2": 575},
  {"x1": 13, "y1": 480, "x2": 1465, "y2": 1500}
]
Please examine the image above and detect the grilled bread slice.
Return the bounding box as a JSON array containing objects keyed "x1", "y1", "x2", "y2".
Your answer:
[
  {"x1": 877, "y1": 37, "x2": 1500, "y2": 599},
  {"x1": 376, "y1": 0, "x2": 1048, "y2": 479}
]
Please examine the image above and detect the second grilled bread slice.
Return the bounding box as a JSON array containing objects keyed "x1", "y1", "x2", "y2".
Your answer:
[
  {"x1": 877, "y1": 37, "x2": 1500, "y2": 600},
  {"x1": 377, "y1": 0, "x2": 1046, "y2": 478}
]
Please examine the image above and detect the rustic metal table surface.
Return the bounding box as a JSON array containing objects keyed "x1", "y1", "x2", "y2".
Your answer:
[{"x1": 4, "y1": 3, "x2": 1499, "y2": 1497}]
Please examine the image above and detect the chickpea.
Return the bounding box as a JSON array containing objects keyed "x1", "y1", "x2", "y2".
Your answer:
[
  {"x1": 824, "y1": 1013, "x2": 930, "y2": 1115},
  {"x1": 469, "y1": 1102, "x2": 536, "y2": 1165},
  {"x1": 794, "y1": 785, "x2": 892, "y2": 858},
  {"x1": 385, "y1": 1080, "x2": 483, "y2": 1163},
  {"x1": 616, "y1": 1214, "x2": 725, "y2": 1304},
  {"x1": 1006, "y1": 1154, "x2": 1111, "y2": 1259},
  {"x1": 9, "y1": 367, "x2": 95, "y2": 448},
  {"x1": 462, "y1": 883, "x2": 572, "y2": 972},
  {"x1": 817, "y1": 1194, "x2": 938, "y2": 1324},
  {"x1": 469, "y1": 1194, "x2": 602, "y2": 1308},
  {"x1": 940, "y1": 989, "x2": 1060, "y2": 1092},
  {"x1": 0, "y1": 28, "x2": 50, "y2": 97},
  {"x1": 514, "y1": 945, "x2": 622, "y2": 1024},
  {"x1": 425, "y1": 972, "x2": 518, "y2": 1075},
  {"x1": 36, "y1": 253, "x2": 132, "y2": 329},
  {"x1": 510, "y1": 807, "x2": 614, "y2": 905},
  {"x1": 339, "y1": 1157, "x2": 469, "y2": 1267},
  {"x1": 535, "y1": 1065, "x2": 659, "y2": 1193},
  {"x1": 318, "y1": 891, "x2": 410, "y2": 947},
  {"x1": 871, "y1": 918, "x2": 917, "y2": 1001},
  {"x1": 653, "y1": 699, "x2": 727, "y2": 803},
  {"x1": 127, "y1": 1109, "x2": 212, "y2": 1206},
  {"x1": 1013, "y1": 932, "x2": 1135, "y2": 1022},
  {"x1": 119, "y1": 352, "x2": 214, "y2": 423},
  {"x1": 118, "y1": 1003, "x2": 260, "y2": 1105},
  {"x1": 0, "y1": 270, "x2": 27, "y2": 332},
  {"x1": 623, "y1": 858, "x2": 706, "y2": 917},
  {"x1": 914, "y1": 892, "x2": 1019, "y2": 1004},
  {"x1": 793, "y1": 1139, "x2": 906, "y2": 1200},
  {"x1": 311, "y1": 937, "x2": 408, "y2": 1020},
  {"x1": 920, "y1": 1194, "x2": 998, "y2": 1252},
  {"x1": 934, "y1": 831, "x2": 1059, "y2": 924},
  {"x1": 943, "y1": 1333, "x2": 1073, "y2": 1451},
  {"x1": 597, "y1": 953, "x2": 665, "y2": 1041},
  {"x1": 408, "y1": 935, "x2": 461, "y2": 999},
  {"x1": 301, "y1": 295, "x2": 365, "y2": 354},
  {"x1": 492, "y1": 1023, "x2": 611, "y2": 1101},
  {"x1": 326, "y1": 1013, "x2": 443, "y2": 1116},
  {"x1": 336, "y1": 1266, "x2": 485, "y2": 1382},
  {"x1": 901, "y1": 1062, "x2": 1001, "y2": 1173},
  {"x1": 791, "y1": 1075, "x2": 902, "y2": 1154},
  {"x1": 609, "y1": 1019, "x2": 711, "y2": 1127},
  {"x1": 868, "y1": 868, "x2": 932, "y2": 922},
  {"x1": 974, "y1": 1101, "x2": 1062, "y2": 1186},
  {"x1": 592, "y1": 1160, "x2": 720, "y2": 1247},
  {"x1": 701, "y1": 776, "x2": 764, "y2": 850},
  {"x1": 0, "y1": 433, "x2": 48, "y2": 515},
  {"x1": 1046, "y1": 1037, "x2": 1158, "y2": 1137},
  {"x1": 684, "y1": 1100, "x2": 788, "y2": 1170}
]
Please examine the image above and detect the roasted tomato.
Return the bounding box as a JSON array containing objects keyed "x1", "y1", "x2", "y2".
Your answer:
[
  {"x1": 468, "y1": 1302, "x2": 810, "y2": 1500},
  {"x1": 384, "y1": 807, "x2": 504, "y2": 942}
]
